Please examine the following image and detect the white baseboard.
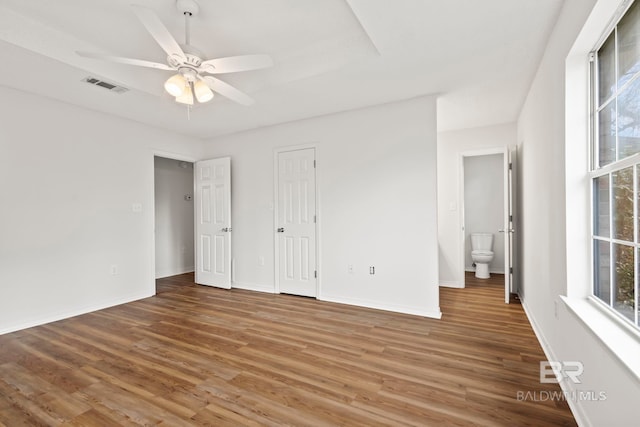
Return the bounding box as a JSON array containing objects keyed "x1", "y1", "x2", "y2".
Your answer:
[
  {"x1": 232, "y1": 281, "x2": 276, "y2": 293},
  {"x1": 439, "y1": 280, "x2": 463, "y2": 288},
  {"x1": 520, "y1": 297, "x2": 590, "y2": 427},
  {"x1": 0, "y1": 291, "x2": 154, "y2": 335},
  {"x1": 155, "y1": 266, "x2": 194, "y2": 279},
  {"x1": 320, "y1": 294, "x2": 442, "y2": 319}
]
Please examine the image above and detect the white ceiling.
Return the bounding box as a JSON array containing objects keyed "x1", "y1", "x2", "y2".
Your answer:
[{"x1": 0, "y1": 0, "x2": 564, "y2": 139}]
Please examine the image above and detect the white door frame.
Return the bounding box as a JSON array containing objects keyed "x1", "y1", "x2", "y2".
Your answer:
[
  {"x1": 273, "y1": 143, "x2": 320, "y2": 296},
  {"x1": 459, "y1": 146, "x2": 511, "y2": 303},
  {"x1": 151, "y1": 150, "x2": 197, "y2": 293}
]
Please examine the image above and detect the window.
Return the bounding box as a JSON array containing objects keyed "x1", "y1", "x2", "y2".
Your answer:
[{"x1": 592, "y1": 0, "x2": 640, "y2": 328}]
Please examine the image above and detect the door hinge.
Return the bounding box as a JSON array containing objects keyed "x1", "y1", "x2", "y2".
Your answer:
[
  {"x1": 314, "y1": 270, "x2": 317, "y2": 278},
  {"x1": 509, "y1": 215, "x2": 513, "y2": 222},
  {"x1": 314, "y1": 215, "x2": 316, "y2": 223},
  {"x1": 510, "y1": 267, "x2": 513, "y2": 274},
  {"x1": 509, "y1": 162, "x2": 513, "y2": 170},
  {"x1": 313, "y1": 160, "x2": 316, "y2": 168}
]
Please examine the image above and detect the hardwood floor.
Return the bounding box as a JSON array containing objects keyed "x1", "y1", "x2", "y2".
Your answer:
[{"x1": 0, "y1": 273, "x2": 576, "y2": 426}]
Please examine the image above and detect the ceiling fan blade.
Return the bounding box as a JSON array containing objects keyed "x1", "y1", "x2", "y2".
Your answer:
[
  {"x1": 130, "y1": 5, "x2": 185, "y2": 60},
  {"x1": 201, "y1": 54, "x2": 273, "y2": 74},
  {"x1": 201, "y1": 76, "x2": 255, "y2": 106},
  {"x1": 76, "y1": 51, "x2": 174, "y2": 71}
]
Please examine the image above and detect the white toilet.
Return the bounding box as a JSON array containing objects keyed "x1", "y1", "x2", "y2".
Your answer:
[{"x1": 471, "y1": 233, "x2": 494, "y2": 279}]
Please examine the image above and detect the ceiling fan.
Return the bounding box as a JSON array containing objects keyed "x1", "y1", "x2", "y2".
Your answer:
[{"x1": 77, "y1": 0, "x2": 273, "y2": 106}]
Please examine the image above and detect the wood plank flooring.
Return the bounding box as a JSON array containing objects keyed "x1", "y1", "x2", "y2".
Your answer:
[{"x1": 0, "y1": 272, "x2": 576, "y2": 426}]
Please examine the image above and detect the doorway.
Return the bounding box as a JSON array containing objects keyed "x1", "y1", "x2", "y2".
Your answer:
[
  {"x1": 460, "y1": 148, "x2": 516, "y2": 302},
  {"x1": 153, "y1": 156, "x2": 195, "y2": 283}
]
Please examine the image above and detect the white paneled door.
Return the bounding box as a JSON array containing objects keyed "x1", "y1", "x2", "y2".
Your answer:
[
  {"x1": 195, "y1": 157, "x2": 231, "y2": 289},
  {"x1": 276, "y1": 148, "x2": 317, "y2": 297}
]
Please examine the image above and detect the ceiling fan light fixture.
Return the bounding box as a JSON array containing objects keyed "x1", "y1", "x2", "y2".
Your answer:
[
  {"x1": 165, "y1": 74, "x2": 186, "y2": 97},
  {"x1": 175, "y1": 84, "x2": 194, "y2": 105},
  {"x1": 194, "y1": 80, "x2": 214, "y2": 103}
]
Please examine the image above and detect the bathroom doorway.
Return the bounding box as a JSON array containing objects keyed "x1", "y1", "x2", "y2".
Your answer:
[{"x1": 460, "y1": 147, "x2": 516, "y2": 303}]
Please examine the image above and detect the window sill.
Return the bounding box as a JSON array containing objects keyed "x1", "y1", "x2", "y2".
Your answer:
[{"x1": 560, "y1": 295, "x2": 640, "y2": 382}]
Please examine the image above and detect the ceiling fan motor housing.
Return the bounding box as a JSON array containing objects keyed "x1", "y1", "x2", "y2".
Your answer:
[{"x1": 168, "y1": 51, "x2": 203, "y2": 69}]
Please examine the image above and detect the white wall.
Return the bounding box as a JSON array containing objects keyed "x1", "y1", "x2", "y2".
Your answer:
[
  {"x1": 154, "y1": 157, "x2": 195, "y2": 278},
  {"x1": 463, "y1": 154, "x2": 504, "y2": 273},
  {"x1": 201, "y1": 96, "x2": 440, "y2": 318},
  {"x1": 437, "y1": 123, "x2": 516, "y2": 287},
  {"x1": 0, "y1": 86, "x2": 202, "y2": 334},
  {"x1": 518, "y1": 0, "x2": 640, "y2": 425}
]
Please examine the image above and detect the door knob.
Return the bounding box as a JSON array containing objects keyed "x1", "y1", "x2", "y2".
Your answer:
[{"x1": 277, "y1": 228, "x2": 285, "y2": 233}]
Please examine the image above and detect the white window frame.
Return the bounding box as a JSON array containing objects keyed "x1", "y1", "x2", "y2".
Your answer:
[
  {"x1": 564, "y1": 0, "x2": 640, "y2": 382},
  {"x1": 589, "y1": 0, "x2": 640, "y2": 330}
]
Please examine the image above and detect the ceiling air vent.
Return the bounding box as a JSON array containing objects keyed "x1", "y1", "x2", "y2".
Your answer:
[{"x1": 82, "y1": 76, "x2": 129, "y2": 94}]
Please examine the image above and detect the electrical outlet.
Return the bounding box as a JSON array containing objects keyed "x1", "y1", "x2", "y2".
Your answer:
[
  {"x1": 110, "y1": 264, "x2": 118, "y2": 275},
  {"x1": 348, "y1": 264, "x2": 354, "y2": 274},
  {"x1": 369, "y1": 266, "x2": 375, "y2": 275},
  {"x1": 132, "y1": 203, "x2": 142, "y2": 213}
]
